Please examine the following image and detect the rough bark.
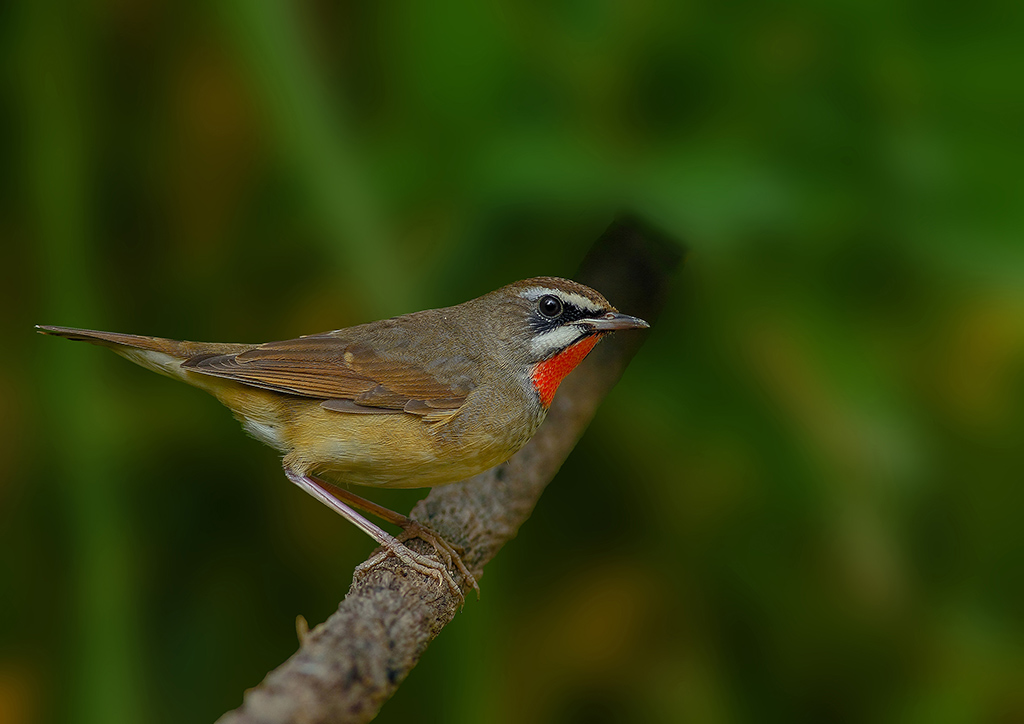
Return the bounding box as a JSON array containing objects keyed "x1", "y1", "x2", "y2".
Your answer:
[{"x1": 217, "y1": 217, "x2": 682, "y2": 724}]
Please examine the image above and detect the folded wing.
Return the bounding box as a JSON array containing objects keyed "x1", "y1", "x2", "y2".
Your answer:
[{"x1": 182, "y1": 333, "x2": 468, "y2": 418}]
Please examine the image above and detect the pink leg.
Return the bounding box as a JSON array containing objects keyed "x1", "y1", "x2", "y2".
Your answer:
[
  {"x1": 307, "y1": 475, "x2": 479, "y2": 597},
  {"x1": 283, "y1": 467, "x2": 465, "y2": 599}
]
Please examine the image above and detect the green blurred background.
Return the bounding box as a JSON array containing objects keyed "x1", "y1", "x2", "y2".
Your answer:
[{"x1": 2, "y1": 1, "x2": 1023, "y2": 722}]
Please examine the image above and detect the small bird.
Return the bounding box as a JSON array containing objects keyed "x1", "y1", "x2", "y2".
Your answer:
[{"x1": 37, "y1": 277, "x2": 648, "y2": 596}]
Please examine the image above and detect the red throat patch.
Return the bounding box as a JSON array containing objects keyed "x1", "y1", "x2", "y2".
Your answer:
[{"x1": 531, "y1": 335, "x2": 602, "y2": 408}]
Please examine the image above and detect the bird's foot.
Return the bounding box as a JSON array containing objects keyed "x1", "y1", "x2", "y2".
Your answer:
[
  {"x1": 287, "y1": 470, "x2": 473, "y2": 600},
  {"x1": 356, "y1": 533, "x2": 466, "y2": 601},
  {"x1": 395, "y1": 521, "x2": 479, "y2": 599}
]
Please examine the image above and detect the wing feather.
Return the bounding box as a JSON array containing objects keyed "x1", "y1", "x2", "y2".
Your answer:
[{"x1": 181, "y1": 333, "x2": 468, "y2": 418}]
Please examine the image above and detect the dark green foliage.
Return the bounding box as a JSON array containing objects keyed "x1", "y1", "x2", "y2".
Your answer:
[{"x1": 3, "y1": 1, "x2": 1022, "y2": 722}]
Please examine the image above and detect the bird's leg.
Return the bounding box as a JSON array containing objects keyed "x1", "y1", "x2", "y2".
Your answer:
[
  {"x1": 306, "y1": 475, "x2": 479, "y2": 598},
  {"x1": 283, "y1": 468, "x2": 463, "y2": 599}
]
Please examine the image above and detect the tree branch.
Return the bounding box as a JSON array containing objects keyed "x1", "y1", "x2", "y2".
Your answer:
[{"x1": 216, "y1": 218, "x2": 682, "y2": 724}]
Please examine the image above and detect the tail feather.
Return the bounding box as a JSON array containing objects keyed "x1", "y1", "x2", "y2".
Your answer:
[
  {"x1": 35, "y1": 324, "x2": 254, "y2": 385},
  {"x1": 36, "y1": 325, "x2": 190, "y2": 356}
]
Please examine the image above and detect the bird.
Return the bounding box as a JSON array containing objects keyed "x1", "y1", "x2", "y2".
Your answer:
[{"x1": 37, "y1": 277, "x2": 649, "y2": 597}]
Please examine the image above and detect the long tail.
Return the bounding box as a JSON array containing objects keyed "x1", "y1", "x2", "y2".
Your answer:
[{"x1": 35, "y1": 325, "x2": 252, "y2": 386}]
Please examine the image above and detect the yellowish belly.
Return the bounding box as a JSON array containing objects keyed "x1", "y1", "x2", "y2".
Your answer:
[
  {"x1": 293, "y1": 406, "x2": 522, "y2": 488},
  {"x1": 217, "y1": 386, "x2": 529, "y2": 489}
]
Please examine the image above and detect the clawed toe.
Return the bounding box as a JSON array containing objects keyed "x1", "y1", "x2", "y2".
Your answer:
[
  {"x1": 356, "y1": 538, "x2": 465, "y2": 600},
  {"x1": 397, "y1": 522, "x2": 480, "y2": 599}
]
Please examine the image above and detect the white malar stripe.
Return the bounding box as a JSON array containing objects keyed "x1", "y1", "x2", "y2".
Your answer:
[
  {"x1": 518, "y1": 287, "x2": 605, "y2": 314},
  {"x1": 529, "y1": 325, "x2": 587, "y2": 357}
]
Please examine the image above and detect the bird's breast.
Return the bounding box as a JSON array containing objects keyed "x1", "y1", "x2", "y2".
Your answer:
[
  {"x1": 276, "y1": 385, "x2": 543, "y2": 489},
  {"x1": 217, "y1": 368, "x2": 547, "y2": 490}
]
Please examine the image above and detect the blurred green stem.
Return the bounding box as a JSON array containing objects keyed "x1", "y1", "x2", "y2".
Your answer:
[
  {"x1": 218, "y1": 0, "x2": 413, "y2": 315},
  {"x1": 22, "y1": 4, "x2": 141, "y2": 724}
]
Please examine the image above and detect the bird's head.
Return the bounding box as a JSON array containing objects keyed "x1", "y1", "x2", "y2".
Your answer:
[{"x1": 484, "y1": 277, "x2": 649, "y2": 407}]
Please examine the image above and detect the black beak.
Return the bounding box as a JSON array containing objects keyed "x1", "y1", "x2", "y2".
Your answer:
[{"x1": 583, "y1": 312, "x2": 650, "y2": 332}]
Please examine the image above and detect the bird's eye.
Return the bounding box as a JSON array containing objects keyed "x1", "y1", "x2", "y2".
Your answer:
[{"x1": 538, "y1": 294, "x2": 563, "y2": 318}]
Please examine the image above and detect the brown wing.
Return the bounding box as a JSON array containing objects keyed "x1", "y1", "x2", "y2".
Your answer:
[{"x1": 181, "y1": 334, "x2": 468, "y2": 417}]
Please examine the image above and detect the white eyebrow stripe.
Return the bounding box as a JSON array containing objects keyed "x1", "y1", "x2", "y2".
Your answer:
[
  {"x1": 529, "y1": 325, "x2": 587, "y2": 357},
  {"x1": 518, "y1": 287, "x2": 604, "y2": 314}
]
